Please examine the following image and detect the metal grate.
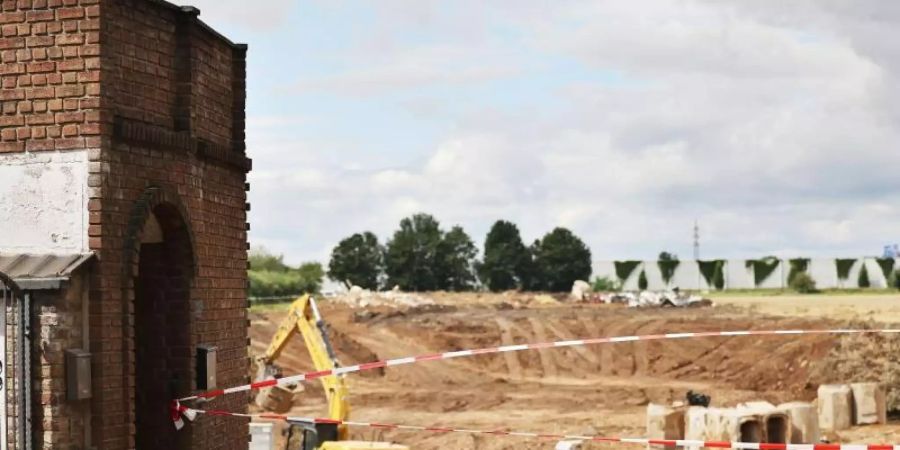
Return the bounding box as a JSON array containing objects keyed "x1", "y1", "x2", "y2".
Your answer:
[{"x1": 0, "y1": 274, "x2": 20, "y2": 450}]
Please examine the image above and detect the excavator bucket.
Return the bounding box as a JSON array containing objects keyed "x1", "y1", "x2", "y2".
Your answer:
[{"x1": 256, "y1": 383, "x2": 301, "y2": 413}]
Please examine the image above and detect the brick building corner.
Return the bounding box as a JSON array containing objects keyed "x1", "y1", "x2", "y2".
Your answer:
[{"x1": 0, "y1": 1, "x2": 251, "y2": 449}]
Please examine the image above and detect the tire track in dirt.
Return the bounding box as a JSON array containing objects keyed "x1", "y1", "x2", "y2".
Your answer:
[
  {"x1": 545, "y1": 321, "x2": 599, "y2": 366},
  {"x1": 495, "y1": 317, "x2": 523, "y2": 379},
  {"x1": 528, "y1": 317, "x2": 558, "y2": 378},
  {"x1": 632, "y1": 318, "x2": 662, "y2": 376}
]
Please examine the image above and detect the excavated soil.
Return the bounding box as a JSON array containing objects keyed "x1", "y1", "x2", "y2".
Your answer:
[{"x1": 246, "y1": 295, "x2": 900, "y2": 450}]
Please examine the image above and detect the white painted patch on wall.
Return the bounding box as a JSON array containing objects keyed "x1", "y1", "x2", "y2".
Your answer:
[{"x1": 0, "y1": 150, "x2": 90, "y2": 253}]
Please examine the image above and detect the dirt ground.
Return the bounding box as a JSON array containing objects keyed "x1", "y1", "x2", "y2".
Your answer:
[{"x1": 246, "y1": 292, "x2": 900, "y2": 449}]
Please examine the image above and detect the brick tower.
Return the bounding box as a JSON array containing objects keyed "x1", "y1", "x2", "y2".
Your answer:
[{"x1": 0, "y1": 1, "x2": 250, "y2": 449}]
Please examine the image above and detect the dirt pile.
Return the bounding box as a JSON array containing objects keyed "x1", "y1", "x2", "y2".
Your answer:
[
  {"x1": 811, "y1": 325, "x2": 900, "y2": 411},
  {"x1": 248, "y1": 294, "x2": 898, "y2": 450}
]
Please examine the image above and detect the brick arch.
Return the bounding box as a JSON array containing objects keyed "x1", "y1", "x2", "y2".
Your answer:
[
  {"x1": 121, "y1": 185, "x2": 198, "y2": 279},
  {"x1": 120, "y1": 185, "x2": 197, "y2": 449}
]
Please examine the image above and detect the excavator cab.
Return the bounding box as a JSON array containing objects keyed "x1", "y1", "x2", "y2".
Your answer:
[
  {"x1": 283, "y1": 421, "x2": 337, "y2": 450},
  {"x1": 284, "y1": 420, "x2": 406, "y2": 450}
]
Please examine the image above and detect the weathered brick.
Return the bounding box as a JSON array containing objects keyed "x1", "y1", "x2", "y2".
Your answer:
[
  {"x1": 27, "y1": 60, "x2": 55, "y2": 73},
  {"x1": 26, "y1": 112, "x2": 54, "y2": 125},
  {"x1": 0, "y1": 36, "x2": 23, "y2": 48},
  {"x1": 0, "y1": 87, "x2": 23, "y2": 100},
  {"x1": 0, "y1": 11, "x2": 24, "y2": 24},
  {"x1": 0, "y1": 62, "x2": 23, "y2": 74},
  {"x1": 26, "y1": 86, "x2": 54, "y2": 99},
  {"x1": 0, "y1": 127, "x2": 15, "y2": 140},
  {"x1": 57, "y1": 59, "x2": 83, "y2": 71},
  {"x1": 24, "y1": 137, "x2": 54, "y2": 150},
  {"x1": 61, "y1": 123, "x2": 78, "y2": 136},
  {"x1": 24, "y1": 35, "x2": 53, "y2": 47},
  {"x1": 0, "y1": 141, "x2": 24, "y2": 152},
  {"x1": 54, "y1": 84, "x2": 82, "y2": 97},
  {"x1": 25, "y1": 9, "x2": 55, "y2": 22},
  {"x1": 56, "y1": 7, "x2": 84, "y2": 20},
  {"x1": 55, "y1": 33, "x2": 83, "y2": 45},
  {"x1": 31, "y1": 73, "x2": 47, "y2": 85},
  {"x1": 55, "y1": 110, "x2": 82, "y2": 123},
  {"x1": 0, "y1": 114, "x2": 22, "y2": 127}
]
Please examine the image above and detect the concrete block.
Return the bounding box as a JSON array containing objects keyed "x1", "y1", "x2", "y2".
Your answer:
[
  {"x1": 684, "y1": 406, "x2": 709, "y2": 441},
  {"x1": 763, "y1": 411, "x2": 791, "y2": 444},
  {"x1": 850, "y1": 383, "x2": 887, "y2": 425},
  {"x1": 778, "y1": 402, "x2": 820, "y2": 444},
  {"x1": 818, "y1": 384, "x2": 853, "y2": 431},
  {"x1": 249, "y1": 423, "x2": 273, "y2": 450},
  {"x1": 648, "y1": 403, "x2": 685, "y2": 449}
]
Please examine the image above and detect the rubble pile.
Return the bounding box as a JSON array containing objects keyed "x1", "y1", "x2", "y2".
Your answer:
[{"x1": 331, "y1": 285, "x2": 435, "y2": 308}]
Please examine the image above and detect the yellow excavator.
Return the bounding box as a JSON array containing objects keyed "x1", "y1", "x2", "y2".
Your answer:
[{"x1": 255, "y1": 294, "x2": 409, "y2": 450}]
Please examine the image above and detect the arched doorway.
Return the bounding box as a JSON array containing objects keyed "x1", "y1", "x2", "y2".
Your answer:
[{"x1": 132, "y1": 202, "x2": 194, "y2": 450}]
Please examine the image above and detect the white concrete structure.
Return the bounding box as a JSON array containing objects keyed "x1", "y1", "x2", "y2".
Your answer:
[
  {"x1": 0, "y1": 150, "x2": 90, "y2": 253},
  {"x1": 249, "y1": 423, "x2": 274, "y2": 450},
  {"x1": 818, "y1": 384, "x2": 854, "y2": 432},
  {"x1": 850, "y1": 383, "x2": 887, "y2": 425},
  {"x1": 593, "y1": 257, "x2": 899, "y2": 291}
]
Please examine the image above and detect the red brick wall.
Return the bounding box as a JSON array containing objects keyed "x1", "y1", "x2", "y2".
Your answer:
[
  {"x1": 89, "y1": 1, "x2": 250, "y2": 449},
  {"x1": 0, "y1": 0, "x2": 102, "y2": 154},
  {"x1": 33, "y1": 271, "x2": 92, "y2": 449},
  {"x1": 3, "y1": 1, "x2": 250, "y2": 449}
]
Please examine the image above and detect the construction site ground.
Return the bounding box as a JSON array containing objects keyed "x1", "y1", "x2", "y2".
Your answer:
[{"x1": 248, "y1": 292, "x2": 900, "y2": 449}]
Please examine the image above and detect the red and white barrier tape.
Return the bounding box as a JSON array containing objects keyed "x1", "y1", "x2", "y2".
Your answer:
[
  {"x1": 174, "y1": 404, "x2": 900, "y2": 450},
  {"x1": 178, "y1": 328, "x2": 899, "y2": 403}
]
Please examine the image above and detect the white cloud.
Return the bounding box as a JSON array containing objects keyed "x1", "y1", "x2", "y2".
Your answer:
[
  {"x1": 181, "y1": 0, "x2": 295, "y2": 30},
  {"x1": 245, "y1": 0, "x2": 900, "y2": 264}
]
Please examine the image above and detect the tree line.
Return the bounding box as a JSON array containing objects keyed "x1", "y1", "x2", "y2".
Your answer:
[
  {"x1": 248, "y1": 248, "x2": 324, "y2": 298},
  {"x1": 328, "y1": 213, "x2": 592, "y2": 292}
]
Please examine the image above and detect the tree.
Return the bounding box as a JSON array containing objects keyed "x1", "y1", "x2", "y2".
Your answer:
[
  {"x1": 249, "y1": 246, "x2": 290, "y2": 272},
  {"x1": 327, "y1": 232, "x2": 383, "y2": 290},
  {"x1": 657, "y1": 251, "x2": 680, "y2": 286},
  {"x1": 435, "y1": 226, "x2": 478, "y2": 291},
  {"x1": 789, "y1": 272, "x2": 817, "y2": 294},
  {"x1": 858, "y1": 264, "x2": 871, "y2": 288},
  {"x1": 530, "y1": 227, "x2": 592, "y2": 292},
  {"x1": 658, "y1": 252, "x2": 677, "y2": 262},
  {"x1": 638, "y1": 270, "x2": 649, "y2": 290},
  {"x1": 592, "y1": 276, "x2": 619, "y2": 291},
  {"x1": 384, "y1": 213, "x2": 443, "y2": 291},
  {"x1": 248, "y1": 247, "x2": 324, "y2": 298},
  {"x1": 478, "y1": 220, "x2": 532, "y2": 291}
]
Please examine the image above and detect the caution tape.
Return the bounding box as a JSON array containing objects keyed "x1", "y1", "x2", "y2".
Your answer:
[
  {"x1": 178, "y1": 328, "x2": 899, "y2": 403},
  {"x1": 175, "y1": 404, "x2": 900, "y2": 450}
]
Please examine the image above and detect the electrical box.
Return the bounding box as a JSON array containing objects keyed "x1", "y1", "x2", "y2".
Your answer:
[
  {"x1": 66, "y1": 349, "x2": 92, "y2": 400},
  {"x1": 196, "y1": 345, "x2": 218, "y2": 390}
]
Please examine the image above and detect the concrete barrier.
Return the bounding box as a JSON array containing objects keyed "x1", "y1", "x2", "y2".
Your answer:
[
  {"x1": 850, "y1": 383, "x2": 887, "y2": 425},
  {"x1": 818, "y1": 384, "x2": 854, "y2": 431},
  {"x1": 249, "y1": 423, "x2": 274, "y2": 450},
  {"x1": 647, "y1": 404, "x2": 685, "y2": 449},
  {"x1": 778, "y1": 402, "x2": 820, "y2": 443}
]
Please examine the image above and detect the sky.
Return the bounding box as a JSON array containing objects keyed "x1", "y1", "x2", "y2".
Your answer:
[{"x1": 185, "y1": 0, "x2": 900, "y2": 265}]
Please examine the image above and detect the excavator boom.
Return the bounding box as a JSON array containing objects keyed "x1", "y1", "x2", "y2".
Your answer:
[{"x1": 257, "y1": 294, "x2": 407, "y2": 450}]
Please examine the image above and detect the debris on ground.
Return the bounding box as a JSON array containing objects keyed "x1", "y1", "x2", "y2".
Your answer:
[
  {"x1": 571, "y1": 280, "x2": 592, "y2": 301},
  {"x1": 592, "y1": 290, "x2": 712, "y2": 308},
  {"x1": 331, "y1": 285, "x2": 435, "y2": 308}
]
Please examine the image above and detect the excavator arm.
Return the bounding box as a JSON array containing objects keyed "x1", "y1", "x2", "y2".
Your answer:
[
  {"x1": 258, "y1": 294, "x2": 408, "y2": 450},
  {"x1": 257, "y1": 294, "x2": 350, "y2": 439}
]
